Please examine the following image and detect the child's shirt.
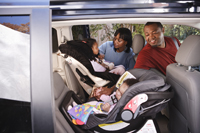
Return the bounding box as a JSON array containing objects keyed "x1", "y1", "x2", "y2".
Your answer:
[
  {"x1": 90, "y1": 60, "x2": 106, "y2": 72},
  {"x1": 100, "y1": 92, "x2": 118, "y2": 113}
]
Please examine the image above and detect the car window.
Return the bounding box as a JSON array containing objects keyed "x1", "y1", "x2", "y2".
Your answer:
[
  {"x1": 0, "y1": 15, "x2": 31, "y2": 133},
  {"x1": 164, "y1": 24, "x2": 200, "y2": 43},
  {"x1": 72, "y1": 23, "x2": 200, "y2": 46}
]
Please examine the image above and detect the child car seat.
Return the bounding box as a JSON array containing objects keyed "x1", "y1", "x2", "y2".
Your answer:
[
  {"x1": 59, "y1": 41, "x2": 120, "y2": 95},
  {"x1": 60, "y1": 68, "x2": 173, "y2": 133}
]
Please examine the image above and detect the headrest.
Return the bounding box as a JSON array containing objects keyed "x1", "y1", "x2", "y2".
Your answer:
[
  {"x1": 59, "y1": 41, "x2": 95, "y2": 74},
  {"x1": 175, "y1": 35, "x2": 200, "y2": 66},
  {"x1": 53, "y1": 72, "x2": 65, "y2": 100},
  {"x1": 132, "y1": 34, "x2": 145, "y2": 54},
  {"x1": 52, "y1": 28, "x2": 58, "y2": 53}
]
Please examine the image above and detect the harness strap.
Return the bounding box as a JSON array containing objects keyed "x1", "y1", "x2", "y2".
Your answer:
[{"x1": 170, "y1": 37, "x2": 179, "y2": 50}]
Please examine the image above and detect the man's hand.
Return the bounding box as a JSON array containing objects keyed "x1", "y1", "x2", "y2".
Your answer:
[{"x1": 92, "y1": 85, "x2": 115, "y2": 100}]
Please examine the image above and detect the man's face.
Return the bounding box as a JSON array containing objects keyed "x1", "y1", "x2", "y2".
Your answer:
[{"x1": 144, "y1": 23, "x2": 165, "y2": 47}]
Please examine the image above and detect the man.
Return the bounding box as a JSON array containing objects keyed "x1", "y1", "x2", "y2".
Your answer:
[{"x1": 134, "y1": 22, "x2": 181, "y2": 75}]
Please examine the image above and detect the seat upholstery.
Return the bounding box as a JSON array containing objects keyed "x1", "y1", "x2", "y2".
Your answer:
[
  {"x1": 52, "y1": 28, "x2": 86, "y2": 102},
  {"x1": 132, "y1": 34, "x2": 145, "y2": 60},
  {"x1": 65, "y1": 56, "x2": 110, "y2": 95},
  {"x1": 64, "y1": 60, "x2": 87, "y2": 102},
  {"x1": 52, "y1": 28, "x2": 65, "y2": 81},
  {"x1": 53, "y1": 72, "x2": 75, "y2": 133},
  {"x1": 166, "y1": 35, "x2": 200, "y2": 133}
]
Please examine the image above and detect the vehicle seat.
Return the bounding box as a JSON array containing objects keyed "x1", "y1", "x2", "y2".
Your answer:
[
  {"x1": 132, "y1": 34, "x2": 145, "y2": 61},
  {"x1": 60, "y1": 68, "x2": 173, "y2": 132},
  {"x1": 59, "y1": 41, "x2": 120, "y2": 95},
  {"x1": 166, "y1": 35, "x2": 200, "y2": 133},
  {"x1": 52, "y1": 28, "x2": 87, "y2": 102},
  {"x1": 53, "y1": 72, "x2": 75, "y2": 133},
  {"x1": 52, "y1": 28, "x2": 65, "y2": 81},
  {"x1": 65, "y1": 56, "x2": 110, "y2": 94}
]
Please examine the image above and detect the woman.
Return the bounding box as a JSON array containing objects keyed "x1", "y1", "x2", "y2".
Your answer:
[{"x1": 98, "y1": 28, "x2": 135, "y2": 71}]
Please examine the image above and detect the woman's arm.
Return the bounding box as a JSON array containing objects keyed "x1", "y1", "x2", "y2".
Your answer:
[
  {"x1": 98, "y1": 41, "x2": 110, "y2": 55},
  {"x1": 126, "y1": 53, "x2": 136, "y2": 70}
]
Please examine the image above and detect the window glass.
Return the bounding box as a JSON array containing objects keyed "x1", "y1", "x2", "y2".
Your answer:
[
  {"x1": 164, "y1": 24, "x2": 200, "y2": 43},
  {"x1": 0, "y1": 16, "x2": 30, "y2": 102},
  {"x1": 87, "y1": 24, "x2": 200, "y2": 45},
  {"x1": 72, "y1": 25, "x2": 90, "y2": 40},
  {"x1": 0, "y1": 15, "x2": 31, "y2": 133}
]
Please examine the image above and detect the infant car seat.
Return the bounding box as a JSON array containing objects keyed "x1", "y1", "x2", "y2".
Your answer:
[
  {"x1": 59, "y1": 41, "x2": 120, "y2": 95},
  {"x1": 60, "y1": 68, "x2": 173, "y2": 133}
]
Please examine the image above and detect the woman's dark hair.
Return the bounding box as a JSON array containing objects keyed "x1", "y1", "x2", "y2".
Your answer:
[
  {"x1": 114, "y1": 28, "x2": 133, "y2": 53},
  {"x1": 123, "y1": 78, "x2": 139, "y2": 87},
  {"x1": 145, "y1": 22, "x2": 163, "y2": 29}
]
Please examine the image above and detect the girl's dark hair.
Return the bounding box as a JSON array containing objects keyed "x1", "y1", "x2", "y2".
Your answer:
[
  {"x1": 123, "y1": 78, "x2": 139, "y2": 87},
  {"x1": 114, "y1": 28, "x2": 133, "y2": 53},
  {"x1": 66, "y1": 39, "x2": 96, "y2": 61},
  {"x1": 83, "y1": 38, "x2": 97, "y2": 49},
  {"x1": 83, "y1": 38, "x2": 98, "y2": 60}
]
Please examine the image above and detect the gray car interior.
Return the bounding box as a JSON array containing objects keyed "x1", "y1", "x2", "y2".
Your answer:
[
  {"x1": 52, "y1": 25, "x2": 200, "y2": 133},
  {"x1": 52, "y1": 28, "x2": 87, "y2": 103},
  {"x1": 132, "y1": 34, "x2": 145, "y2": 61},
  {"x1": 53, "y1": 68, "x2": 172, "y2": 132},
  {"x1": 166, "y1": 35, "x2": 200, "y2": 133}
]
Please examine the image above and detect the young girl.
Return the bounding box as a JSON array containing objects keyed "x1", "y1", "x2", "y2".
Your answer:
[{"x1": 83, "y1": 38, "x2": 125, "y2": 75}]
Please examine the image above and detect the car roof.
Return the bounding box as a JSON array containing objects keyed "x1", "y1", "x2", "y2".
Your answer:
[{"x1": 50, "y1": 0, "x2": 200, "y2": 29}]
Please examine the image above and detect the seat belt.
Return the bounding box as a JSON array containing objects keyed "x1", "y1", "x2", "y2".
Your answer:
[{"x1": 170, "y1": 37, "x2": 179, "y2": 50}]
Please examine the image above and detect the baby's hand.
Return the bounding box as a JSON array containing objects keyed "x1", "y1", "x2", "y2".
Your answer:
[
  {"x1": 102, "y1": 103, "x2": 111, "y2": 112},
  {"x1": 98, "y1": 54, "x2": 105, "y2": 60}
]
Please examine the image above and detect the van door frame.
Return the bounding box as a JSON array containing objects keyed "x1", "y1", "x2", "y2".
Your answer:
[{"x1": 0, "y1": 7, "x2": 55, "y2": 133}]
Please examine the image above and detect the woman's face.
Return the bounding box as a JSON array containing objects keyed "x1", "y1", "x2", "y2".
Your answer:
[
  {"x1": 92, "y1": 42, "x2": 99, "y2": 55},
  {"x1": 113, "y1": 33, "x2": 127, "y2": 52}
]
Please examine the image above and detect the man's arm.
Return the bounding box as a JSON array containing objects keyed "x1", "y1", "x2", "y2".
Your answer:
[{"x1": 134, "y1": 50, "x2": 153, "y2": 70}]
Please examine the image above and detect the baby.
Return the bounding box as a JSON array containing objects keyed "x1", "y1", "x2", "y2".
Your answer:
[
  {"x1": 68, "y1": 78, "x2": 139, "y2": 125},
  {"x1": 100, "y1": 78, "x2": 139, "y2": 112}
]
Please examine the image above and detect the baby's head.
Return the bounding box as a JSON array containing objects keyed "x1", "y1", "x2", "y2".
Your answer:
[
  {"x1": 83, "y1": 38, "x2": 99, "y2": 55},
  {"x1": 116, "y1": 78, "x2": 139, "y2": 100}
]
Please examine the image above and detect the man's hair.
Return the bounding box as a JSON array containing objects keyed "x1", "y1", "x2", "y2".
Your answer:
[
  {"x1": 145, "y1": 22, "x2": 163, "y2": 29},
  {"x1": 114, "y1": 28, "x2": 133, "y2": 53},
  {"x1": 123, "y1": 78, "x2": 139, "y2": 87}
]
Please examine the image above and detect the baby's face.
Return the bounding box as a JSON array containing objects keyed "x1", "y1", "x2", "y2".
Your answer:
[
  {"x1": 116, "y1": 83, "x2": 128, "y2": 100},
  {"x1": 92, "y1": 42, "x2": 99, "y2": 55}
]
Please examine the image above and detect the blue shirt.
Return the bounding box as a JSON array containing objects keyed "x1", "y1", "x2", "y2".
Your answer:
[{"x1": 99, "y1": 41, "x2": 135, "y2": 70}]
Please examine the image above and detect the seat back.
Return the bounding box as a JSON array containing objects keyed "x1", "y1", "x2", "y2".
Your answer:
[
  {"x1": 132, "y1": 34, "x2": 145, "y2": 60},
  {"x1": 65, "y1": 56, "x2": 110, "y2": 95},
  {"x1": 53, "y1": 72, "x2": 75, "y2": 133},
  {"x1": 64, "y1": 61, "x2": 87, "y2": 102},
  {"x1": 166, "y1": 35, "x2": 200, "y2": 133},
  {"x1": 52, "y1": 28, "x2": 66, "y2": 80}
]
